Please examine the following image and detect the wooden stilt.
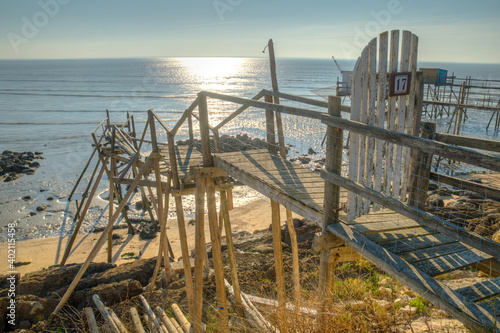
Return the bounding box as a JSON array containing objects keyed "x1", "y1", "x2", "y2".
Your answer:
[
  {"x1": 148, "y1": 158, "x2": 166, "y2": 293},
  {"x1": 162, "y1": 174, "x2": 173, "y2": 281},
  {"x1": 53, "y1": 158, "x2": 154, "y2": 314},
  {"x1": 171, "y1": 303, "x2": 191, "y2": 333},
  {"x1": 219, "y1": 186, "x2": 243, "y2": 315},
  {"x1": 193, "y1": 174, "x2": 206, "y2": 333},
  {"x1": 60, "y1": 156, "x2": 110, "y2": 266},
  {"x1": 73, "y1": 156, "x2": 101, "y2": 221},
  {"x1": 167, "y1": 130, "x2": 194, "y2": 316},
  {"x1": 206, "y1": 178, "x2": 229, "y2": 332},
  {"x1": 271, "y1": 199, "x2": 286, "y2": 311},
  {"x1": 108, "y1": 128, "x2": 116, "y2": 264},
  {"x1": 285, "y1": 209, "x2": 301, "y2": 303}
]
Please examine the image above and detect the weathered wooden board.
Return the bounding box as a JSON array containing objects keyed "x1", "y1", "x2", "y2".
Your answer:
[
  {"x1": 412, "y1": 248, "x2": 492, "y2": 277},
  {"x1": 455, "y1": 277, "x2": 500, "y2": 302},
  {"x1": 364, "y1": 227, "x2": 438, "y2": 243},
  {"x1": 399, "y1": 242, "x2": 474, "y2": 263}
]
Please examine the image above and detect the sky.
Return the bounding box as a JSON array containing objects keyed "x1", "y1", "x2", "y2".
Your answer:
[{"x1": 0, "y1": 0, "x2": 499, "y2": 62}]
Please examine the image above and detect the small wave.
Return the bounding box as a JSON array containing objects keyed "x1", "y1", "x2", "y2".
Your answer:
[
  {"x1": 0, "y1": 92, "x2": 194, "y2": 99},
  {"x1": 0, "y1": 122, "x2": 99, "y2": 125}
]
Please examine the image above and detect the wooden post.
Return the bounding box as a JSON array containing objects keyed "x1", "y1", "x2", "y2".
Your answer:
[
  {"x1": 267, "y1": 39, "x2": 286, "y2": 157},
  {"x1": 171, "y1": 304, "x2": 191, "y2": 333},
  {"x1": 139, "y1": 295, "x2": 163, "y2": 332},
  {"x1": 83, "y1": 307, "x2": 99, "y2": 333},
  {"x1": 188, "y1": 114, "x2": 194, "y2": 146},
  {"x1": 92, "y1": 295, "x2": 120, "y2": 333},
  {"x1": 265, "y1": 94, "x2": 277, "y2": 153},
  {"x1": 167, "y1": 131, "x2": 194, "y2": 317},
  {"x1": 271, "y1": 199, "x2": 286, "y2": 312},
  {"x1": 219, "y1": 186, "x2": 244, "y2": 315},
  {"x1": 156, "y1": 306, "x2": 179, "y2": 333},
  {"x1": 320, "y1": 96, "x2": 343, "y2": 290},
  {"x1": 198, "y1": 92, "x2": 229, "y2": 332},
  {"x1": 129, "y1": 307, "x2": 146, "y2": 333},
  {"x1": 108, "y1": 128, "x2": 116, "y2": 264},
  {"x1": 192, "y1": 174, "x2": 206, "y2": 333},
  {"x1": 267, "y1": 43, "x2": 301, "y2": 304},
  {"x1": 60, "y1": 156, "x2": 110, "y2": 266},
  {"x1": 54, "y1": 158, "x2": 154, "y2": 314},
  {"x1": 408, "y1": 121, "x2": 436, "y2": 209},
  {"x1": 108, "y1": 308, "x2": 129, "y2": 333}
]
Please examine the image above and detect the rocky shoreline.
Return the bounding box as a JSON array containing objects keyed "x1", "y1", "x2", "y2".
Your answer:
[{"x1": 0, "y1": 150, "x2": 44, "y2": 182}]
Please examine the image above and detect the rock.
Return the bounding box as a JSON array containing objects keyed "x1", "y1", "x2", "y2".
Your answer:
[
  {"x1": 69, "y1": 279, "x2": 143, "y2": 310},
  {"x1": 426, "y1": 194, "x2": 444, "y2": 207},
  {"x1": 399, "y1": 305, "x2": 418, "y2": 317},
  {"x1": 22, "y1": 195, "x2": 31, "y2": 201},
  {"x1": 377, "y1": 287, "x2": 393, "y2": 299},
  {"x1": 348, "y1": 300, "x2": 366, "y2": 311},
  {"x1": 434, "y1": 309, "x2": 451, "y2": 318},
  {"x1": 36, "y1": 205, "x2": 46, "y2": 212},
  {"x1": 298, "y1": 156, "x2": 311, "y2": 164},
  {"x1": 373, "y1": 299, "x2": 392, "y2": 310},
  {"x1": 308, "y1": 147, "x2": 317, "y2": 155},
  {"x1": 47, "y1": 196, "x2": 54, "y2": 201},
  {"x1": 18, "y1": 262, "x2": 114, "y2": 297},
  {"x1": 379, "y1": 277, "x2": 394, "y2": 287},
  {"x1": 29, "y1": 212, "x2": 36, "y2": 216}
]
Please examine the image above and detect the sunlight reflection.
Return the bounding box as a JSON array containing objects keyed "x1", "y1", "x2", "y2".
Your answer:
[{"x1": 178, "y1": 57, "x2": 246, "y2": 91}]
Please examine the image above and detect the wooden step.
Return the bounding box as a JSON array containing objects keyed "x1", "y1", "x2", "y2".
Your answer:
[{"x1": 455, "y1": 277, "x2": 500, "y2": 302}]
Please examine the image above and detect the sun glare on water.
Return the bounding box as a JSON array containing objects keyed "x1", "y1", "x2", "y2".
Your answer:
[{"x1": 178, "y1": 57, "x2": 246, "y2": 91}]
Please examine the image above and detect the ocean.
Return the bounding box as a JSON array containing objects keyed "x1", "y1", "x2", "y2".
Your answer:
[{"x1": 0, "y1": 57, "x2": 499, "y2": 241}]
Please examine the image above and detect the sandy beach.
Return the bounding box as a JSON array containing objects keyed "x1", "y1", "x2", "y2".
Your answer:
[{"x1": 0, "y1": 196, "x2": 299, "y2": 276}]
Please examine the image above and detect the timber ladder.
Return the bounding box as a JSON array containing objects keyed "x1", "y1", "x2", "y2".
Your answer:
[{"x1": 55, "y1": 32, "x2": 500, "y2": 332}]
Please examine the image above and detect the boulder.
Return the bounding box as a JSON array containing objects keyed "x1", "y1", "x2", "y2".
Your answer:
[{"x1": 426, "y1": 194, "x2": 444, "y2": 208}]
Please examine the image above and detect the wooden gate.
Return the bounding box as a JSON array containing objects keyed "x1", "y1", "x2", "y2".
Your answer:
[{"x1": 347, "y1": 30, "x2": 421, "y2": 221}]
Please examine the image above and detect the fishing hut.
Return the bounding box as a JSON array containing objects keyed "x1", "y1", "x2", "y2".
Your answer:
[{"x1": 55, "y1": 32, "x2": 500, "y2": 333}]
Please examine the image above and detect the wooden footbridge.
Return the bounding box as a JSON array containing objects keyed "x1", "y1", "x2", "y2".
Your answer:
[{"x1": 55, "y1": 32, "x2": 500, "y2": 332}]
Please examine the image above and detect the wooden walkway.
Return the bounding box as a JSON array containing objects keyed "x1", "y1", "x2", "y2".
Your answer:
[{"x1": 212, "y1": 149, "x2": 500, "y2": 330}]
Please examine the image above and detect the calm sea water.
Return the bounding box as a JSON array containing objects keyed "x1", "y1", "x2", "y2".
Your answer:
[{"x1": 0, "y1": 57, "x2": 499, "y2": 240}]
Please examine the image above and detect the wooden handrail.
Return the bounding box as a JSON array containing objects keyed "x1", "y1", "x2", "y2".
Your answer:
[
  {"x1": 149, "y1": 109, "x2": 171, "y2": 134},
  {"x1": 321, "y1": 114, "x2": 500, "y2": 172},
  {"x1": 203, "y1": 91, "x2": 325, "y2": 120},
  {"x1": 171, "y1": 97, "x2": 199, "y2": 136},
  {"x1": 214, "y1": 90, "x2": 266, "y2": 130},
  {"x1": 263, "y1": 89, "x2": 352, "y2": 113},
  {"x1": 434, "y1": 132, "x2": 500, "y2": 153}
]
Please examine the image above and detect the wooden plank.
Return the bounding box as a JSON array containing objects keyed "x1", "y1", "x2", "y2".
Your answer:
[
  {"x1": 435, "y1": 133, "x2": 500, "y2": 153},
  {"x1": 321, "y1": 114, "x2": 500, "y2": 173},
  {"x1": 363, "y1": 38, "x2": 377, "y2": 214},
  {"x1": 455, "y1": 277, "x2": 500, "y2": 302},
  {"x1": 384, "y1": 30, "x2": 400, "y2": 198},
  {"x1": 353, "y1": 220, "x2": 426, "y2": 234},
  {"x1": 213, "y1": 155, "x2": 323, "y2": 223},
  {"x1": 477, "y1": 298, "x2": 500, "y2": 317},
  {"x1": 357, "y1": 45, "x2": 370, "y2": 218},
  {"x1": 373, "y1": 31, "x2": 388, "y2": 209},
  {"x1": 393, "y1": 30, "x2": 411, "y2": 201},
  {"x1": 365, "y1": 227, "x2": 439, "y2": 244},
  {"x1": 326, "y1": 222, "x2": 500, "y2": 332},
  {"x1": 382, "y1": 233, "x2": 457, "y2": 254},
  {"x1": 401, "y1": 32, "x2": 420, "y2": 201},
  {"x1": 413, "y1": 248, "x2": 492, "y2": 277},
  {"x1": 321, "y1": 169, "x2": 500, "y2": 257},
  {"x1": 400, "y1": 242, "x2": 475, "y2": 263},
  {"x1": 348, "y1": 57, "x2": 363, "y2": 221}
]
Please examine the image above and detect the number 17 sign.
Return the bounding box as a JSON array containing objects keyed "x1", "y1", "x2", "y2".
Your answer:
[{"x1": 389, "y1": 72, "x2": 411, "y2": 97}]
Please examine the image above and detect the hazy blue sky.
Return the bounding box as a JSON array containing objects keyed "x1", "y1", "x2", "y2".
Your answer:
[{"x1": 0, "y1": 0, "x2": 499, "y2": 62}]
